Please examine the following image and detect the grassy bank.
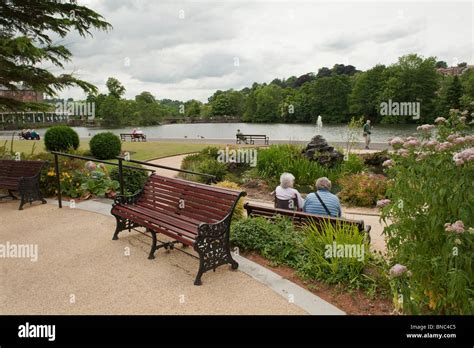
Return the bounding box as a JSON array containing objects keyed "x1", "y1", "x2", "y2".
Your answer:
[{"x1": 3, "y1": 139, "x2": 215, "y2": 161}]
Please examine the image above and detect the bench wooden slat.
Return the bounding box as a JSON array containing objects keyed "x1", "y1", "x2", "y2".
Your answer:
[{"x1": 111, "y1": 173, "x2": 246, "y2": 285}]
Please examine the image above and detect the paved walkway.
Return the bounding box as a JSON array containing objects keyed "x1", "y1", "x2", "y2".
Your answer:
[{"x1": 0, "y1": 200, "x2": 344, "y2": 315}]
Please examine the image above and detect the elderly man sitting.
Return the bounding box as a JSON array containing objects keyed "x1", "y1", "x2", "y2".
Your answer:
[
  {"x1": 303, "y1": 177, "x2": 341, "y2": 217},
  {"x1": 274, "y1": 172, "x2": 304, "y2": 210}
]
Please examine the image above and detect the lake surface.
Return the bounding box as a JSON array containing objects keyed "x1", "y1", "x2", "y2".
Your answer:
[{"x1": 1, "y1": 123, "x2": 418, "y2": 143}]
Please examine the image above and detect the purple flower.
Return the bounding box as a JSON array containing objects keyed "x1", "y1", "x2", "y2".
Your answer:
[
  {"x1": 435, "y1": 117, "x2": 446, "y2": 124},
  {"x1": 389, "y1": 264, "x2": 408, "y2": 278},
  {"x1": 382, "y1": 159, "x2": 394, "y2": 167},
  {"x1": 376, "y1": 199, "x2": 391, "y2": 207},
  {"x1": 445, "y1": 220, "x2": 465, "y2": 234}
]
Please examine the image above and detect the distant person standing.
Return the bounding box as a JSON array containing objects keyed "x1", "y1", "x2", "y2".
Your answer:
[{"x1": 363, "y1": 120, "x2": 372, "y2": 149}]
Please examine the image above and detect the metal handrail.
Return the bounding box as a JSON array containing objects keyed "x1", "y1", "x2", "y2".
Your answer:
[
  {"x1": 51, "y1": 151, "x2": 155, "y2": 208},
  {"x1": 51, "y1": 151, "x2": 216, "y2": 208}
]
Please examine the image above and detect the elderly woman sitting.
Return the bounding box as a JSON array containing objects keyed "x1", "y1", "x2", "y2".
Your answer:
[
  {"x1": 303, "y1": 177, "x2": 341, "y2": 217},
  {"x1": 274, "y1": 173, "x2": 304, "y2": 210}
]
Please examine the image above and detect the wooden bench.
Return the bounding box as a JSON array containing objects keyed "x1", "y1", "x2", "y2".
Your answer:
[
  {"x1": 244, "y1": 202, "x2": 371, "y2": 242},
  {"x1": 120, "y1": 133, "x2": 147, "y2": 142},
  {"x1": 236, "y1": 134, "x2": 269, "y2": 145},
  {"x1": 111, "y1": 174, "x2": 246, "y2": 285},
  {"x1": 0, "y1": 160, "x2": 48, "y2": 210}
]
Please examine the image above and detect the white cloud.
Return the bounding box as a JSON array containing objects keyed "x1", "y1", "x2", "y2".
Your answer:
[{"x1": 53, "y1": 0, "x2": 473, "y2": 101}]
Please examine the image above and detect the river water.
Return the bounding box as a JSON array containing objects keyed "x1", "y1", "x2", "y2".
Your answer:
[{"x1": 1, "y1": 123, "x2": 418, "y2": 143}]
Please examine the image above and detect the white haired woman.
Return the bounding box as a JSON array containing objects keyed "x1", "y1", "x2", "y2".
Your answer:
[
  {"x1": 274, "y1": 173, "x2": 304, "y2": 210},
  {"x1": 303, "y1": 177, "x2": 341, "y2": 217}
]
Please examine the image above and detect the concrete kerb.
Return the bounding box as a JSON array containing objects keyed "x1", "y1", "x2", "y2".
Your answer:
[{"x1": 46, "y1": 198, "x2": 346, "y2": 315}]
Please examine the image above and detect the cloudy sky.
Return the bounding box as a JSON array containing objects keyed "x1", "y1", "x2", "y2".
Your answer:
[{"x1": 56, "y1": 0, "x2": 473, "y2": 102}]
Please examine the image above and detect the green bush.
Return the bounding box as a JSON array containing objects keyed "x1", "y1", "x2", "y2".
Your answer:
[
  {"x1": 89, "y1": 132, "x2": 122, "y2": 160},
  {"x1": 44, "y1": 126, "x2": 79, "y2": 152},
  {"x1": 341, "y1": 153, "x2": 366, "y2": 175},
  {"x1": 231, "y1": 216, "x2": 305, "y2": 267},
  {"x1": 110, "y1": 165, "x2": 149, "y2": 195},
  {"x1": 197, "y1": 159, "x2": 227, "y2": 182},
  {"x1": 257, "y1": 144, "x2": 341, "y2": 191},
  {"x1": 338, "y1": 173, "x2": 388, "y2": 207}
]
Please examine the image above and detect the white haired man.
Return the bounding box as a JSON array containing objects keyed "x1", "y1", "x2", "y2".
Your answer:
[
  {"x1": 274, "y1": 172, "x2": 304, "y2": 210},
  {"x1": 303, "y1": 177, "x2": 341, "y2": 217}
]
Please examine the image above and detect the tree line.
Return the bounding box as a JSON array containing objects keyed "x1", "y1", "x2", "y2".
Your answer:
[{"x1": 82, "y1": 54, "x2": 474, "y2": 126}]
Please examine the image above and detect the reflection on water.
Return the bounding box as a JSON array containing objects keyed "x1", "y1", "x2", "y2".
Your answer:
[{"x1": 1, "y1": 123, "x2": 418, "y2": 142}]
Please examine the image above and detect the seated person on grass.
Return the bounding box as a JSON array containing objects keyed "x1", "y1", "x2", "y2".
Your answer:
[
  {"x1": 303, "y1": 177, "x2": 341, "y2": 217},
  {"x1": 274, "y1": 172, "x2": 304, "y2": 210}
]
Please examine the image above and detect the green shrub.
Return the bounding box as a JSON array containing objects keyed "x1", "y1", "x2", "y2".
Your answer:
[
  {"x1": 231, "y1": 216, "x2": 305, "y2": 267},
  {"x1": 341, "y1": 153, "x2": 366, "y2": 175},
  {"x1": 44, "y1": 126, "x2": 80, "y2": 152},
  {"x1": 338, "y1": 173, "x2": 387, "y2": 207},
  {"x1": 301, "y1": 219, "x2": 370, "y2": 285},
  {"x1": 197, "y1": 159, "x2": 227, "y2": 182},
  {"x1": 110, "y1": 165, "x2": 149, "y2": 195},
  {"x1": 89, "y1": 132, "x2": 122, "y2": 160},
  {"x1": 257, "y1": 144, "x2": 341, "y2": 191},
  {"x1": 381, "y1": 110, "x2": 474, "y2": 314}
]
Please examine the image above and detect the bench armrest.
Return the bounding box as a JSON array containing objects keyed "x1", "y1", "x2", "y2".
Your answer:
[{"x1": 113, "y1": 190, "x2": 143, "y2": 205}]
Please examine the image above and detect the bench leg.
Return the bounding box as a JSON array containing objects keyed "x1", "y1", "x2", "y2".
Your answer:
[
  {"x1": 8, "y1": 190, "x2": 18, "y2": 200},
  {"x1": 148, "y1": 229, "x2": 157, "y2": 260}
]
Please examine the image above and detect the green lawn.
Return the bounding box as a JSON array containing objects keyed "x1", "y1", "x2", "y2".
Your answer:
[{"x1": 3, "y1": 139, "x2": 216, "y2": 161}]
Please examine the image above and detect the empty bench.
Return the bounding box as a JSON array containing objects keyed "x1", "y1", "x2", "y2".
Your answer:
[
  {"x1": 120, "y1": 133, "x2": 147, "y2": 142},
  {"x1": 111, "y1": 174, "x2": 246, "y2": 285},
  {"x1": 236, "y1": 134, "x2": 269, "y2": 145},
  {"x1": 0, "y1": 159, "x2": 48, "y2": 210},
  {"x1": 244, "y1": 202, "x2": 371, "y2": 242}
]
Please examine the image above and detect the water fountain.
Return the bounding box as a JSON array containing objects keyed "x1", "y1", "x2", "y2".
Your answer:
[{"x1": 316, "y1": 115, "x2": 323, "y2": 131}]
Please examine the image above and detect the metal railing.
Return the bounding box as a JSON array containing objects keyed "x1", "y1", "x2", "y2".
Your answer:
[{"x1": 51, "y1": 151, "x2": 215, "y2": 208}]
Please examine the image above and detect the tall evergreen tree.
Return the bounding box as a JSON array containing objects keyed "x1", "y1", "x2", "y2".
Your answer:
[{"x1": 0, "y1": 0, "x2": 111, "y2": 111}]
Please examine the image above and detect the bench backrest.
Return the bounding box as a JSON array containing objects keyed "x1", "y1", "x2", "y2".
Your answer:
[
  {"x1": 138, "y1": 174, "x2": 244, "y2": 224},
  {"x1": 0, "y1": 160, "x2": 46, "y2": 178},
  {"x1": 244, "y1": 202, "x2": 365, "y2": 232}
]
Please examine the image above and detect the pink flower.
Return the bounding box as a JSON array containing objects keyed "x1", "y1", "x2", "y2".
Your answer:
[
  {"x1": 382, "y1": 159, "x2": 394, "y2": 167},
  {"x1": 445, "y1": 220, "x2": 465, "y2": 234},
  {"x1": 389, "y1": 264, "x2": 408, "y2": 278},
  {"x1": 465, "y1": 135, "x2": 474, "y2": 145},
  {"x1": 447, "y1": 134, "x2": 459, "y2": 141},
  {"x1": 423, "y1": 140, "x2": 439, "y2": 148},
  {"x1": 452, "y1": 148, "x2": 474, "y2": 166},
  {"x1": 453, "y1": 137, "x2": 466, "y2": 145},
  {"x1": 417, "y1": 124, "x2": 435, "y2": 132},
  {"x1": 389, "y1": 137, "x2": 404, "y2": 148},
  {"x1": 404, "y1": 139, "x2": 420, "y2": 148},
  {"x1": 376, "y1": 199, "x2": 391, "y2": 207},
  {"x1": 397, "y1": 149, "x2": 409, "y2": 157},
  {"x1": 435, "y1": 117, "x2": 446, "y2": 124},
  {"x1": 436, "y1": 142, "x2": 453, "y2": 152}
]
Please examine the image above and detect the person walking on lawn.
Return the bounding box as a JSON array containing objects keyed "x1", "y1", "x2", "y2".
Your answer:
[{"x1": 363, "y1": 120, "x2": 372, "y2": 149}]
